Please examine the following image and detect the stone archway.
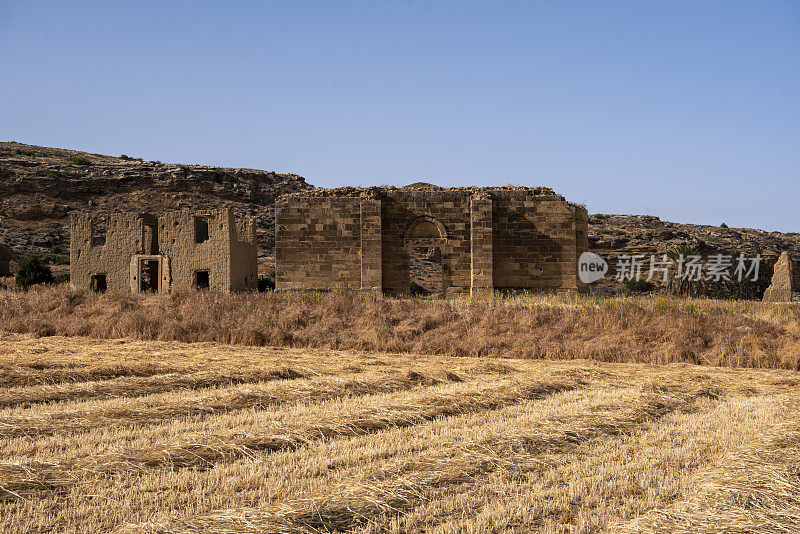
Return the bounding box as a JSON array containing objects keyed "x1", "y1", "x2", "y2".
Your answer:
[
  {"x1": 404, "y1": 216, "x2": 447, "y2": 240},
  {"x1": 404, "y1": 216, "x2": 447, "y2": 296}
]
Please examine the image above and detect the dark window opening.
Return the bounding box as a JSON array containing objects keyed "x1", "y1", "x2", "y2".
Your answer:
[
  {"x1": 92, "y1": 217, "x2": 107, "y2": 246},
  {"x1": 409, "y1": 247, "x2": 442, "y2": 296},
  {"x1": 195, "y1": 216, "x2": 209, "y2": 243},
  {"x1": 195, "y1": 270, "x2": 210, "y2": 289},
  {"x1": 140, "y1": 260, "x2": 159, "y2": 293},
  {"x1": 90, "y1": 274, "x2": 107, "y2": 293}
]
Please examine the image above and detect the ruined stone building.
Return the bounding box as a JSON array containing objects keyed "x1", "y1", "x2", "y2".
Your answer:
[
  {"x1": 0, "y1": 243, "x2": 17, "y2": 277},
  {"x1": 70, "y1": 208, "x2": 257, "y2": 293},
  {"x1": 275, "y1": 185, "x2": 588, "y2": 296},
  {"x1": 763, "y1": 251, "x2": 797, "y2": 302}
]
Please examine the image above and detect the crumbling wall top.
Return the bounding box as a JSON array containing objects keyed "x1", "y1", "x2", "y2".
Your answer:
[{"x1": 279, "y1": 184, "x2": 565, "y2": 203}]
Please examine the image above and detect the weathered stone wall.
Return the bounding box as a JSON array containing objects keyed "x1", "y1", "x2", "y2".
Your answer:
[
  {"x1": 71, "y1": 208, "x2": 256, "y2": 293},
  {"x1": 275, "y1": 198, "x2": 362, "y2": 290},
  {"x1": 275, "y1": 186, "x2": 587, "y2": 295},
  {"x1": 381, "y1": 191, "x2": 472, "y2": 295},
  {"x1": 70, "y1": 212, "x2": 155, "y2": 292},
  {"x1": 159, "y1": 209, "x2": 232, "y2": 292},
  {"x1": 763, "y1": 251, "x2": 794, "y2": 302},
  {"x1": 491, "y1": 191, "x2": 586, "y2": 292},
  {"x1": 230, "y1": 217, "x2": 258, "y2": 291}
]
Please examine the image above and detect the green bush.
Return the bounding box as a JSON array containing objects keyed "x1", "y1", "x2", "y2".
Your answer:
[
  {"x1": 15, "y1": 256, "x2": 54, "y2": 289},
  {"x1": 119, "y1": 154, "x2": 143, "y2": 162},
  {"x1": 45, "y1": 169, "x2": 84, "y2": 179},
  {"x1": 54, "y1": 272, "x2": 70, "y2": 285},
  {"x1": 69, "y1": 156, "x2": 92, "y2": 166},
  {"x1": 622, "y1": 278, "x2": 654, "y2": 293},
  {"x1": 39, "y1": 253, "x2": 69, "y2": 265}
]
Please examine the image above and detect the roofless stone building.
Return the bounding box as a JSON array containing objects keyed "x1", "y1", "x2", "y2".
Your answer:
[
  {"x1": 70, "y1": 208, "x2": 257, "y2": 293},
  {"x1": 275, "y1": 185, "x2": 588, "y2": 296}
]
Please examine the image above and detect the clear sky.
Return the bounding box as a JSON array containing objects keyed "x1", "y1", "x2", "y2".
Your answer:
[{"x1": 2, "y1": 1, "x2": 798, "y2": 231}]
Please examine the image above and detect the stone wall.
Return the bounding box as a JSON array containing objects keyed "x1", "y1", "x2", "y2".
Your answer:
[
  {"x1": 70, "y1": 212, "x2": 154, "y2": 292},
  {"x1": 491, "y1": 191, "x2": 588, "y2": 293},
  {"x1": 763, "y1": 251, "x2": 794, "y2": 302},
  {"x1": 275, "y1": 198, "x2": 362, "y2": 290},
  {"x1": 275, "y1": 186, "x2": 588, "y2": 295},
  {"x1": 230, "y1": 217, "x2": 258, "y2": 292},
  {"x1": 71, "y1": 208, "x2": 256, "y2": 293}
]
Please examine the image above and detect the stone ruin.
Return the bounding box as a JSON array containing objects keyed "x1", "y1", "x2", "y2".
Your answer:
[
  {"x1": 763, "y1": 251, "x2": 795, "y2": 302},
  {"x1": 275, "y1": 185, "x2": 589, "y2": 296},
  {"x1": 70, "y1": 208, "x2": 257, "y2": 293},
  {"x1": 0, "y1": 243, "x2": 18, "y2": 277}
]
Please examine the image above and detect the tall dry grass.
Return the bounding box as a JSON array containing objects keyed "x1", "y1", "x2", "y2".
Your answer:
[{"x1": 2, "y1": 287, "x2": 799, "y2": 369}]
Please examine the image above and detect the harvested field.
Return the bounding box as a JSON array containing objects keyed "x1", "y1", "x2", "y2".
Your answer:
[{"x1": 0, "y1": 333, "x2": 798, "y2": 533}]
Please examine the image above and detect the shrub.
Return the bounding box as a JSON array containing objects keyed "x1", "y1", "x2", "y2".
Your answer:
[
  {"x1": 69, "y1": 156, "x2": 92, "y2": 166},
  {"x1": 45, "y1": 169, "x2": 83, "y2": 179},
  {"x1": 39, "y1": 253, "x2": 69, "y2": 265},
  {"x1": 54, "y1": 272, "x2": 70, "y2": 285},
  {"x1": 720, "y1": 222, "x2": 729, "y2": 228},
  {"x1": 119, "y1": 154, "x2": 144, "y2": 162},
  {"x1": 15, "y1": 256, "x2": 55, "y2": 289},
  {"x1": 622, "y1": 278, "x2": 654, "y2": 293}
]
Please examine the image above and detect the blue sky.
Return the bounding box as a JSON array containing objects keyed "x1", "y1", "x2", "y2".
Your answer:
[{"x1": 2, "y1": 1, "x2": 798, "y2": 231}]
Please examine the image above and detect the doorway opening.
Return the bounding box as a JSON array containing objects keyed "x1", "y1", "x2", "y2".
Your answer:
[
  {"x1": 140, "y1": 260, "x2": 160, "y2": 293},
  {"x1": 409, "y1": 247, "x2": 442, "y2": 296}
]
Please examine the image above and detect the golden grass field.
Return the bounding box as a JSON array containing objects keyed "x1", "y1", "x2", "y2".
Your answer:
[{"x1": 0, "y1": 326, "x2": 798, "y2": 533}]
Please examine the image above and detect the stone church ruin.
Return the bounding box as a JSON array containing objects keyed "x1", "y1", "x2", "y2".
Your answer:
[
  {"x1": 275, "y1": 185, "x2": 589, "y2": 296},
  {"x1": 70, "y1": 208, "x2": 257, "y2": 293}
]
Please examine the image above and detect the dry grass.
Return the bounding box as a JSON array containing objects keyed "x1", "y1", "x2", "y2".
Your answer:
[
  {"x1": 0, "y1": 369, "x2": 457, "y2": 437},
  {"x1": 0, "y1": 334, "x2": 798, "y2": 532},
  {"x1": 2, "y1": 287, "x2": 800, "y2": 369}
]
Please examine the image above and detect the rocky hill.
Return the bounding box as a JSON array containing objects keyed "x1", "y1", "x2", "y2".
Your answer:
[
  {"x1": 590, "y1": 214, "x2": 800, "y2": 264},
  {"x1": 1, "y1": 142, "x2": 798, "y2": 277},
  {"x1": 0, "y1": 142, "x2": 311, "y2": 259}
]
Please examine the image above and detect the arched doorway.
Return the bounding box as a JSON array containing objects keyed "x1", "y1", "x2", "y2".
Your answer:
[{"x1": 404, "y1": 216, "x2": 447, "y2": 296}]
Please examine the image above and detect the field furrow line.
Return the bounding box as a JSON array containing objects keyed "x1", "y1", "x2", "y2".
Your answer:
[
  {"x1": 616, "y1": 412, "x2": 800, "y2": 533},
  {"x1": 121, "y1": 384, "x2": 696, "y2": 534},
  {"x1": 0, "y1": 363, "x2": 193, "y2": 388},
  {"x1": 0, "y1": 367, "x2": 311, "y2": 409},
  {"x1": 0, "y1": 369, "x2": 456, "y2": 438},
  {"x1": 0, "y1": 377, "x2": 583, "y2": 500}
]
